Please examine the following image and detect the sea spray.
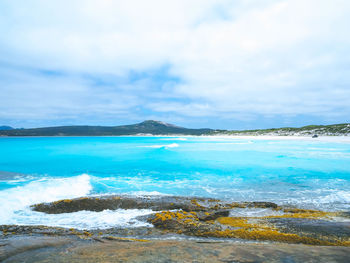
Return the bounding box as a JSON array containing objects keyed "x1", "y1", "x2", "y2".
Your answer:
[{"x1": 0, "y1": 174, "x2": 92, "y2": 224}]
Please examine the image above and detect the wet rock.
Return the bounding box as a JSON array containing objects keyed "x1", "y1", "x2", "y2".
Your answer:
[
  {"x1": 148, "y1": 211, "x2": 223, "y2": 236},
  {"x1": 0, "y1": 224, "x2": 183, "y2": 241},
  {"x1": 24, "y1": 195, "x2": 350, "y2": 246},
  {"x1": 0, "y1": 225, "x2": 86, "y2": 237},
  {"x1": 0, "y1": 235, "x2": 73, "y2": 262},
  {"x1": 147, "y1": 209, "x2": 350, "y2": 246},
  {"x1": 31, "y1": 196, "x2": 212, "y2": 214},
  {"x1": 3, "y1": 238, "x2": 350, "y2": 263},
  {"x1": 268, "y1": 218, "x2": 350, "y2": 239},
  {"x1": 31, "y1": 195, "x2": 280, "y2": 215},
  {"x1": 197, "y1": 210, "x2": 230, "y2": 221},
  {"x1": 338, "y1": 211, "x2": 350, "y2": 218},
  {"x1": 248, "y1": 202, "x2": 278, "y2": 209}
]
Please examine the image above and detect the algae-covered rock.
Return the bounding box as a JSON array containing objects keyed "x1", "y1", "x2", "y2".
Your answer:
[
  {"x1": 28, "y1": 195, "x2": 350, "y2": 247},
  {"x1": 30, "y1": 196, "x2": 215, "y2": 214},
  {"x1": 268, "y1": 218, "x2": 350, "y2": 239},
  {"x1": 249, "y1": 202, "x2": 278, "y2": 209},
  {"x1": 196, "y1": 210, "x2": 230, "y2": 221},
  {"x1": 147, "y1": 208, "x2": 350, "y2": 246},
  {"x1": 31, "y1": 195, "x2": 280, "y2": 214},
  {"x1": 148, "y1": 210, "x2": 223, "y2": 236}
]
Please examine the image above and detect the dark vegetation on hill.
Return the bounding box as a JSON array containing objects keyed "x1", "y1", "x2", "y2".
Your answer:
[
  {"x1": 0, "y1": 120, "x2": 211, "y2": 136},
  {"x1": 212, "y1": 123, "x2": 350, "y2": 136},
  {"x1": 0, "y1": 121, "x2": 349, "y2": 136}
]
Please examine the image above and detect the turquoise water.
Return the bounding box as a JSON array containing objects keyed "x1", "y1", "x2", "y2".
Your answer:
[{"x1": 0, "y1": 136, "x2": 350, "y2": 229}]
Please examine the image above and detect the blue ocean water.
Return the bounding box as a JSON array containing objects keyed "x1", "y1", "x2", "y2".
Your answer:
[{"x1": 0, "y1": 136, "x2": 349, "y2": 229}]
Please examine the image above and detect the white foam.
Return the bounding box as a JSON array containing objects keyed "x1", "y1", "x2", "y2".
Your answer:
[
  {"x1": 0, "y1": 174, "x2": 92, "y2": 224},
  {"x1": 214, "y1": 141, "x2": 253, "y2": 145},
  {"x1": 159, "y1": 138, "x2": 187, "y2": 141},
  {"x1": 13, "y1": 209, "x2": 154, "y2": 230},
  {"x1": 316, "y1": 190, "x2": 350, "y2": 204},
  {"x1": 277, "y1": 188, "x2": 350, "y2": 211},
  {"x1": 138, "y1": 143, "x2": 179, "y2": 149},
  {"x1": 128, "y1": 191, "x2": 171, "y2": 197},
  {"x1": 0, "y1": 174, "x2": 158, "y2": 229}
]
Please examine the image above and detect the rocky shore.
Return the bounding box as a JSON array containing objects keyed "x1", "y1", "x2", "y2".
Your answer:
[
  {"x1": 2, "y1": 234, "x2": 350, "y2": 263},
  {"x1": 1, "y1": 195, "x2": 350, "y2": 262}
]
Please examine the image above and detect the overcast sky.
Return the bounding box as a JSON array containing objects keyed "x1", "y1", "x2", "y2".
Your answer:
[{"x1": 1, "y1": 0, "x2": 350, "y2": 129}]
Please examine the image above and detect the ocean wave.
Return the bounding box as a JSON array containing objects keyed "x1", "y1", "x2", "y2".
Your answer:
[
  {"x1": 0, "y1": 174, "x2": 92, "y2": 224},
  {"x1": 315, "y1": 190, "x2": 350, "y2": 204},
  {"x1": 1, "y1": 171, "x2": 350, "y2": 228},
  {"x1": 0, "y1": 173, "x2": 158, "y2": 229},
  {"x1": 138, "y1": 143, "x2": 179, "y2": 149},
  {"x1": 214, "y1": 141, "x2": 253, "y2": 145},
  {"x1": 159, "y1": 138, "x2": 188, "y2": 141},
  {"x1": 128, "y1": 191, "x2": 171, "y2": 197},
  {"x1": 0, "y1": 171, "x2": 37, "y2": 182},
  {"x1": 275, "y1": 188, "x2": 350, "y2": 211},
  {"x1": 13, "y1": 209, "x2": 153, "y2": 230}
]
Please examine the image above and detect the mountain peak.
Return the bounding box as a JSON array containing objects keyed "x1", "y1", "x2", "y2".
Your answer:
[{"x1": 140, "y1": 120, "x2": 181, "y2": 128}]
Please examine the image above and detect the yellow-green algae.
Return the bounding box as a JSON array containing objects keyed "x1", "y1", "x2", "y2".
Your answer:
[
  {"x1": 153, "y1": 211, "x2": 197, "y2": 222},
  {"x1": 51, "y1": 199, "x2": 73, "y2": 205},
  {"x1": 191, "y1": 199, "x2": 205, "y2": 209},
  {"x1": 150, "y1": 208, "x2": 350, "y2": 247},
  {"x1": 215, "y1": 217, "x2": 350, "y2": 246}
]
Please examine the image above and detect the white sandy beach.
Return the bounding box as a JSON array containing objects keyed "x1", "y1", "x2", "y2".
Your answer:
[{"x1": 200, "y1": 135, "x2": 350, "y2": 143}]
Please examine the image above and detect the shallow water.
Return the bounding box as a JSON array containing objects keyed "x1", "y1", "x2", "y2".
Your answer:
[{"x1": 0, "y1": 136, "x2": 349, "y2": 229}]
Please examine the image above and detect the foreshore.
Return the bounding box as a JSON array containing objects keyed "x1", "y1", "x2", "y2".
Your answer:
[
  {"x1": 1, "y1": 195, "x2": 350, "y2": 262},
  {"x1": 2, "y1": 234, "x2": 350, "y2": 263}
]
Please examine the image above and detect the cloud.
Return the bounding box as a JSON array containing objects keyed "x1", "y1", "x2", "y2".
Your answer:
[{"x1": 0, "y1": 0, "x2": 350, "y2": 128}]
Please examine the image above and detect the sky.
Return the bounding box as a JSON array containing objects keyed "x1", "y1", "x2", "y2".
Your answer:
[{"x1": 0, "y1": 0, "x2": 350, "y2": 130}]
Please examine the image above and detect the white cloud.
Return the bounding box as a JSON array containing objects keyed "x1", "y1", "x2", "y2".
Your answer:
[{"x1": 0, "y1": 0, "x2": 350, "y2": 127}]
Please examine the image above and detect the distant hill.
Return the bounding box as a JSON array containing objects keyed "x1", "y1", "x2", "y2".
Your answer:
[
  {"x1": 0, "y1": 126, "x2": 13, "y2": 130},
  {"x1": 0, "y1": 120, "x2": 212, "y2": 136},
  {"x1": 212, "y1": 123, "x2": 350, "y2": 136},
  {"x1": 0, "y1": 121, "x2": 349, "y2": 137}
]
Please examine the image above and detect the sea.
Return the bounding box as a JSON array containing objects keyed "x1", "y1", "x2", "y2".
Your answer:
[{"x1": 0, "y1": 136, "x2": 349, "y2": 230}]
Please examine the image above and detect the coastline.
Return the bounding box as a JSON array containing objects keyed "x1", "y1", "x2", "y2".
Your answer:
[
  {"x1": 2, "y1": 235, "x2": 350, "y2": 263},
  {"x1": 1, "y1": 195, "x2": 350, "y2": 262},
  {"x1": 1, "y1": 134, "x2": 349, "y2": 142},
  {"x1": 1, "y1": 136, "x2": 349, "y2": 262},
  {"x1": 203, "y1": 135, "x2": 350, "y2": 143}
]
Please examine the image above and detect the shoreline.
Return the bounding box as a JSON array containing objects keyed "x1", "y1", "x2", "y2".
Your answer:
[
  {"x1": 2, "y1": 234, "x2": 350, "y2": 263},
  {"x1": 203, "y1": 135, "x2": 350, "y2": 143},
  {"x1": 4, "y1": 195, "x2": 349, "y2": 244},
  {"x1": 1, "y1": 195, "x2": 350, "y2": 261},
  {"x1": 0, "y1": 134, "x2": 349, "y2": 142}
]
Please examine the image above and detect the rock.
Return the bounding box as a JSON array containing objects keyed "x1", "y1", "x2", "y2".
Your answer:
[
  {"x1": 31, "y1": 195, "x2": 280, "y2": 215},
  {"x1": 338, "y1": 211, "x2": 350, "y2": 218},
  {"x1": 3, "y1": 238, "x2": 350, "y2": 263},
  {"x1": 31, "y1": 196, "x2": 210, "y2": 214},
  {"x1": 0, "y1": 235, "x2": 73, "y2": 262},
  {"x1": 268, "y1": 218, "x2": 350, "y2": 239},
  {"x1": 197, "y1": 210, "x2": 230, "y2": 221},
  {"x1": 148, "y1": 211, "x2": 223, "y2": 236},
  {"x1": 248, "y1": 202, "x2": 278, "y2": 209}
]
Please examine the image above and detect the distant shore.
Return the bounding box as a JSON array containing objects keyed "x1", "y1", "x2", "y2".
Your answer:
[
  {"x1": 204, "y1": 135, "x2": 350, "y2": 142},
  {"x1": 1, "y1": 120, "x2": 349, "y2": 137},
  {"x1": 1, "y1": 134, "x2": 350, "y2": 143}
]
